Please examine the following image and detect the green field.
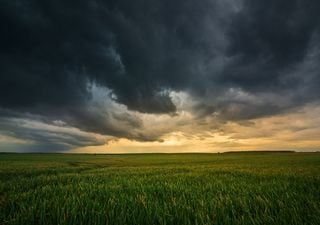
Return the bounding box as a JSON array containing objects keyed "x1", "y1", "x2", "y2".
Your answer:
[{"x1": 0, "y1": 152, "x2": 320, "y2": 225}]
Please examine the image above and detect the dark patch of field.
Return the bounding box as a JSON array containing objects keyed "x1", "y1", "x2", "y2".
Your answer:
[{"x1": 0, "y1": 152, "x2": 319, "y2": 225}]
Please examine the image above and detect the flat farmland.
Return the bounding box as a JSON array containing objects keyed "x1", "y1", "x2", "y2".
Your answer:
[{"x1": 0, "y1": 152, "x2": 319, "y2": 225}]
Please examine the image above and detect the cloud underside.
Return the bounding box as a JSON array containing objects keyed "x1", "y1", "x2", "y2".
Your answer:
[{"x1": 0, "y1": 0, "x2": 320, "y2": 151}]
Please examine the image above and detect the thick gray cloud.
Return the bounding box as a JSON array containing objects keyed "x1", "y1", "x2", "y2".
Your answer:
[
  {"x1": 0, "y1": 116, "x2": 107, "y2": 152},
  {"x1": 223, "y1": 0, "x2": 320, "y2": 89},
  {"x1": 0, "y1": 0, "x2": 320, "y2": 151},
  {"x1": 0, "y1": 0, "x2": 232, "y2": 113}
]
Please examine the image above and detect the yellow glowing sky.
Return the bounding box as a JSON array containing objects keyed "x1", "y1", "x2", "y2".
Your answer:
[
  {"x1": 1, "y1": 88, "x2": 319, "y2": 153},
  {"x1": 72, "y1": 103, "x2": 320, "y2": 153}
]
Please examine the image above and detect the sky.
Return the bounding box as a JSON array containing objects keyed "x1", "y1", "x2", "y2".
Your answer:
[{"x1": 0, "y1": 0, "x2": 320, "y2": 153}]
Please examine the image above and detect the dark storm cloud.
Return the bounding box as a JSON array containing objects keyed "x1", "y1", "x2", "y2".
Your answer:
[
  {"x1": 0, "y1": 0, "x2": 220, "y2": 114},
  {"x1": 223, "y1": 0, "x2": 320, "y2": 90},
  {"x1": 1, "y1": 0, "x2": 320, "y2": 150},
  {"x1": 206, "y1": 0, "x2": 320, "y2": 121}
]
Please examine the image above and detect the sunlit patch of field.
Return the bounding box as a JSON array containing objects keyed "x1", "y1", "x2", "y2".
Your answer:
[{"x1": 0, "y1": 152, "x2": 320, "y2": 225}]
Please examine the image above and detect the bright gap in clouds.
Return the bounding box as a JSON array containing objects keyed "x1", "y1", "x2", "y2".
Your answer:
[{"x1": 1, "y1": 84, "x2": 320, "y2": 153}]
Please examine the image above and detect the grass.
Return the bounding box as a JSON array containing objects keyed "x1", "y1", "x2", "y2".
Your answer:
[{"x1": 0, "y1": 152, "x2": 320, "y2": 225}]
